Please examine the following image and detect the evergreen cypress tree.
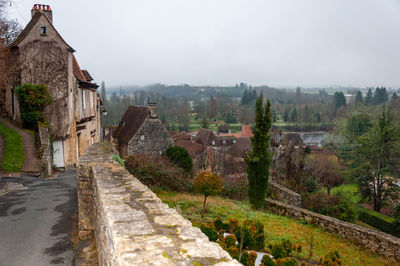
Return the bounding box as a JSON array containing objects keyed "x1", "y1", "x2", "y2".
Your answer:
[
  {"x1": 365, "y1": 88, "x2": 373, "y2": 106},
  {"x1": 246, "y1": 94, "x2": 272, "y2": 209},
  {"x1": 355, "y1": 90, "x2": 363, "y2": 104}
]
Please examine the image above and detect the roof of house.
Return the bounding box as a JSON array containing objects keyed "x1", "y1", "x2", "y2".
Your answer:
[
  {"x1": 175, "y1": 140, "x2": 205, "y2": 158},
  {"x1": 228, "y1": 137, "x2": 252, "y2": 158},
  {"x1": 72, "y1": 55, "x2": 98, "y2": 89},
  {"x1": 194, "y1": 128, "x2": 216, "y2": 145},
  {"x1": 282, "y1": 133, "x2": 303, "y2": 146},
  {"x1": 113, "y1": 106, "x2": 150, "y2": 145},
  {"x1": 219, "y1": 125, "x2": 253, "y2": 139},
  {"x1": 171, "y1": 132, "x2": 191, "y2": 141},
  {"x1": 10, "y1": 11, "x2": 75, "y2": 52},
  {"x1": 82, "y1": 70, "x2": 93, "y2": 81}
]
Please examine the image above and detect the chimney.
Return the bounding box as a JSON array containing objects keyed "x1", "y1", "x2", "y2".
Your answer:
[
  {"x1": 148, "y1": 102, "x2": 158, "y2": 119},
  {"x1": 31, "y1": 4, "x2": 53, "y2": 23}
]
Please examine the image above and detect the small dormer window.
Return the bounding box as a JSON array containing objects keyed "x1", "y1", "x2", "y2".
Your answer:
[
  {"x1": 140, "y1": 135, "x2": 145, "y2": 141},
  {"x1": 222, "y1": 140, "x2": 226, "y2": 145},
  {"x1": 212, "y1": 140, "x2": 215, "y2": 146},
  {"x1": 233, "y1": 140, "x2": 237, "y2": 144},
  {"x1": 40, "y1": 26, "x2": 47, "y2": 36}
]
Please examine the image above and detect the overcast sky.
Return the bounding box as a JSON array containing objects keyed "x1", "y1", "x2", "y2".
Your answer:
[{"x1": 7, "y1": 0, "x2": 400, "y2": 88}]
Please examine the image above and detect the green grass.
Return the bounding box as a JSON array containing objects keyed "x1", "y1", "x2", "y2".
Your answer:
[
  {"x1": 0, "y1": 122, "x2": 25, "y2": 172},
  {"x1": 157, "y1": 191, "x2": 399, "y2": 266},
  {"x1": 331, "y1": 184, "x2": 362, "y2": 204}
]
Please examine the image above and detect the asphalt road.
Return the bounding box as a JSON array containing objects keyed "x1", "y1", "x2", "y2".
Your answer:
[{"x1": 0, "y1": 171, "x2": 77, "y2": 266}]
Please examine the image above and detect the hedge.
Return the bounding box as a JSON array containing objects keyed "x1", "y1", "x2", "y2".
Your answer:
[{"x1": 356, "y1": 206, "x2": 400, "y2": 237}]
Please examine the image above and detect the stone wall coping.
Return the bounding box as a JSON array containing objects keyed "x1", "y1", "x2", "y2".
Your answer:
[{"x1": 77, "y1": 143, "x2": 241, "y2": 265}]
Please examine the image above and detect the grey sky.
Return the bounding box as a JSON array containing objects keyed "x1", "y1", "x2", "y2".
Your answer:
[{"x1": 7, "y1": 0, "x2": 400, "y2": 88}]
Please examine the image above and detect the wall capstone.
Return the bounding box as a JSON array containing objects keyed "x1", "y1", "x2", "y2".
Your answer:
[
  {"x1": 265, "y1": 198, "x2": 400, "y2": 261},
  {"x1": 77, "y1": 143, "x2": 240, "y2": 265}
]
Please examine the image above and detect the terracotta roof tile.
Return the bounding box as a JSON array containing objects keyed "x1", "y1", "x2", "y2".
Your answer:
[
  {"x1": 228, "y1": 137, "x2": 252, "y2": 158},
  {"x1": 175, "y1": 140, "x2": 205, "y2": 157}
]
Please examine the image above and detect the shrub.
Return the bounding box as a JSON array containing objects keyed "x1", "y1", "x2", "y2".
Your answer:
[
  {"x1": 214, "y1": 218, "x2": 229, "y2": 231},
  {"x1": 125, "y1": 155, "x2": 193, "y2": 192},
  {"x1": 15, "y1": 83, "x2": 52, "y2": 130},
  {"x1": 228, "y1": 218, "x2": 239, "y2": 233},
  {"x1": 261, "y1": 255, "x2": 275, "y2": 266},
  {"x1": 357, "y1": 206, "x2": 400, "y2": 237},
  {"x1": 302, "y1": 192, "x2": 358, "y2": 222},
  {"x1": 224, "y1": 234, "x2": 237, "y2": 249},
  {"x1": 234, "y1": 220, "x2": 265, "y2": 251},
  {"x1": 165, "y1": 146, "x2": 193, "y2": 173},
  {"x1": 303, "y1": 176, "x2": 318, "y2": 193},
  {"x1": 239, "y1": 250, "x2": 250, "y2": 266},
  {"x1": 321, "y1": 251, "x2": 342, "y2": 265},
  {"x1": 248, "y1": 251, "x2": 257, "y2": 266},
  {"x1": 394, "y1": 204, "x2": 400, "y2": 222},
  {"x1": 275, "y1": 257, "x2": 297, "y2": 266},
  {"x1": 194, "y1": 171, "x2": 223, "y2": 217},
  {"x1": 227, "y1": 246, "x2": 239, "y2": 260},
  {"x1": 271, "y1": 244, "x2": 286, "y2": 259},
  {"x1": 200, "y1": 224, "x2": 218, "y2": 242}
]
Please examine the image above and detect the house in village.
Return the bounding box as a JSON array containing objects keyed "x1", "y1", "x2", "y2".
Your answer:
[
  {"x1": 193, "y1": 128, "x2": 218, "y2": 146},
  {"x1": 0, "y1": 4, "x2": 102, "y2": 168},
  {"x1": 113, "y1": 104, "x2": 174, "y2": 157}
]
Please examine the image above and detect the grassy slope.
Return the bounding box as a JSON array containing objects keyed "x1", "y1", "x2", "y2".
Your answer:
[
  {"x1": 157, "y1": 191, "x2": 399, "y2": 266},
  {"x1": 0, "y1": 122, "x2": 25, "y2": 172}
]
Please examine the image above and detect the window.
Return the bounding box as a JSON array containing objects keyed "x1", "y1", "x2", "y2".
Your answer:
[
  {"x1": 233, "y1": 140, "x2": 237, "y2": 144},
  {"x1": 82, "y1": 89, "x2": 86, "y2": 109},
  {"x1": 40, "y1": 26, "x2": 47, "y2": 36},
  {"x1": 140, "y1": 135, "x2": 145, "y2": 141},
  {"x1": 222, "y1": 140, "x2": 226, "y2": 145},
  {"x1": 211, "y1": 140, "x2": 215, "y2": 146}
]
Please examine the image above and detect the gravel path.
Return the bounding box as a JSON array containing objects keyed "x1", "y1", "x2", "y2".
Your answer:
[{"x1": 0, "y1": 171, "x2": 76, "y2": 265}]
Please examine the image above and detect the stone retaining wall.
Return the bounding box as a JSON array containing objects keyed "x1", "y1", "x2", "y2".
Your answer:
[
  {"x1": 77, "y1": 143, "x2": 240, "y2": 265},
  {"x1": 268, "y1": 181, "x2": 301, "y2": 207},
  {"x1": 38, "y1": 125, "x2": 52, "y2": 177},
  {"x1": 265, "y1": 198, "x2": 400, "y2": 261}
]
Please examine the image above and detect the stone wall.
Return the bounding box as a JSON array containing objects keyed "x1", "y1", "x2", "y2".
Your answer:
[
  {"x1": 265, "y1": 198, "x2": 400, "y2": 261},
  {"x1": 269, "y1": 180, "x2": 301, "y2": 207},
  {"x1": 38, "y1": 125, "x2": 52, "y2": 177},
  {"x1": 77, "y1": 143, "x2": 240, "y2": 265}
]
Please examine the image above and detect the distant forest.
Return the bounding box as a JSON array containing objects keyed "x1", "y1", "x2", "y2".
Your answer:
[{"x1": 101, "y1": 82, "x2": 399, "y2": 132}]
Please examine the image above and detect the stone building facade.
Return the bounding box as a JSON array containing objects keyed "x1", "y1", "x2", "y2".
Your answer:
[
  {"x1": 114, "y1": 104, "x2": 174, "y2": 157},
  {"x1": 0, "y1": 5, "x2": 101, "y2": 168}
]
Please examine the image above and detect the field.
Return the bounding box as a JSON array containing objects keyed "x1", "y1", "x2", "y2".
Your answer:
[{"x1": 157, "y1": 190, "x2": 399, "y2": 266}]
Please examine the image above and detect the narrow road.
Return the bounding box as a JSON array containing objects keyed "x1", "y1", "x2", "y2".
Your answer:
[
  {"x1": 0, "y1": 117, "x2": 41, "y2": 174},
  {"x1": 0, "y1": 171, "x2": 76, "y2": 265}
]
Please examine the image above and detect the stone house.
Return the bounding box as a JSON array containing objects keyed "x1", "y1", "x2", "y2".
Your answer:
[
  {"x1": 0, "y1": 5, "x2": 102, "y2": 168},
  {"x1": 113, "y1": 104, "x2": 174, "y2": 157},
  {"x1": 193, "y1": 128, "x2": 218, "y2": 146}
]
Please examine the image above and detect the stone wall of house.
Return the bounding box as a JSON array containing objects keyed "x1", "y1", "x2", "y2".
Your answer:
[
  {"x1": 38, "y1": 125, "x2": 52, "y2": 177},
  {"x1": 269, "y1": 180, "x2": 301, "y2": 207},
  {"x1": 265, "y1": 198, "x2": 400, "y2": 261},
  {"x1": 127, "y1": 118, "x2": 174, "y2": 156},
  {"x1": 77, "y1": 143, "x2": 240, "y2": 265}
]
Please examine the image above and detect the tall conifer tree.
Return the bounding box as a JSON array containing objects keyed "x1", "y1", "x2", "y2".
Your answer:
[{"x1": 246, "y1": 94, "x2": 272, "y2": 208}]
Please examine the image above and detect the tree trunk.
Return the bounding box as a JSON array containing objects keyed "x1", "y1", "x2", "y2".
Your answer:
[
  {"x1": 327, "y1": 186, "x2": 331, "y2": 196},
  {"x1": 201, "y1": 195, "x2": 207, "y2": 218}
]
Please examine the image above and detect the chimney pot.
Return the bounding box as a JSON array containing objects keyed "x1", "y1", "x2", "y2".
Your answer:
[{"x1": 31, "y1": 4, "x2": 53, "y2": 23}]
